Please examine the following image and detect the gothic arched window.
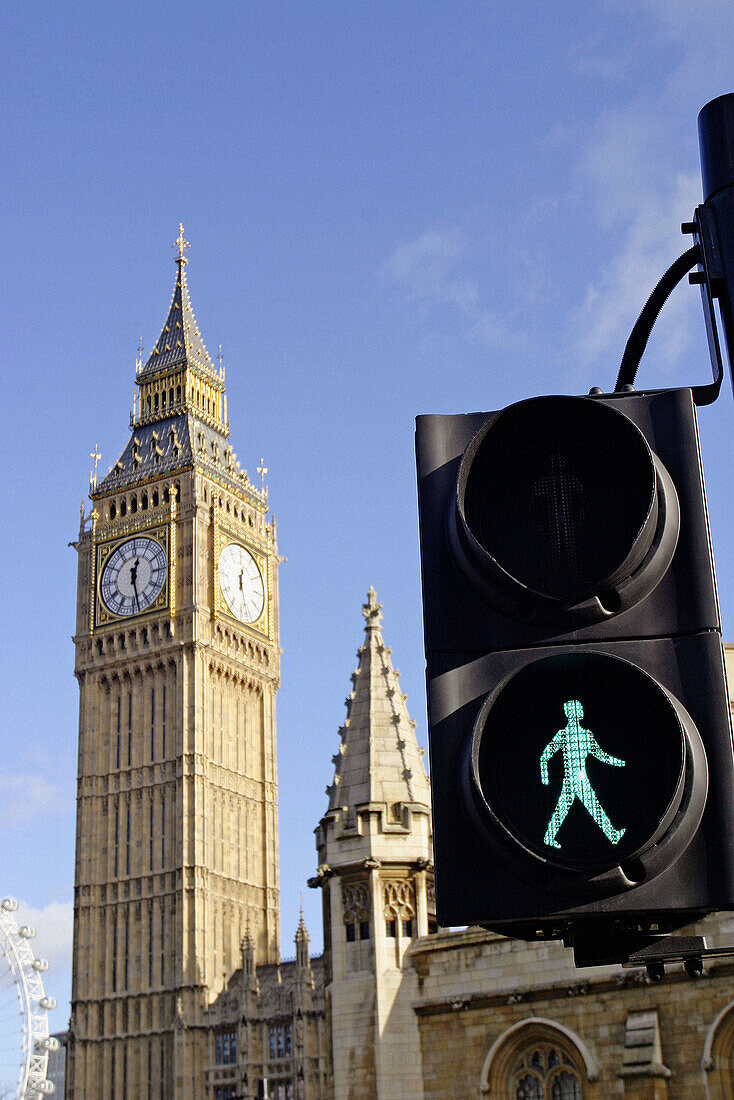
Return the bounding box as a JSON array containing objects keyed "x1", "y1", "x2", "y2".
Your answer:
[
  {"x1": 481, "y1": 1020, "x2": 593, "y2": 1100},
  {"x1": 342, "y1": 881, "x2": 369, "y2": 942},
  {"x1": 703, "y1": 999, "x2": 734, "y2": 1099},
  {"x1": 510, "y1": 1043, "x2": 582, "y2": 1099}
]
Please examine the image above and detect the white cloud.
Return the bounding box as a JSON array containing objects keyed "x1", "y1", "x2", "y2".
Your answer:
[
  {"x1": 382, "y1": 229, "x2": 478, "y2": 313},
  {"x1": 574, "y1": 162, "x2": 699, "y2": 370},
  {"x1": 0, "y1": 773, "x2": 70, "y2": 825},
  {"x1": 13, "y1": 899, "x2": 74, "y2": 975},
  {"x1": 382, "y1": 229, "x2": 527, "y2": 352},
  {"x1": 568, "y1": 0, "x2": 734, "y2": 378}
]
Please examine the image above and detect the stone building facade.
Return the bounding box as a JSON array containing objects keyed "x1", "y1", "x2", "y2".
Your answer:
[{"x1": 202, "y1": 916, "x2": 328, "y2": 1099}]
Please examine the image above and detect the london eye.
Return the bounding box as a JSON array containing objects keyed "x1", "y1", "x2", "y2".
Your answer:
[{"x1": 0, "y1": 897, "x2": 57, "y2": 1097}]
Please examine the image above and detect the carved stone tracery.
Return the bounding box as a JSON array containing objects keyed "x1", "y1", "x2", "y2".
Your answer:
[
  {"x1": 342, "y1": 882, "x2": 369, "y2": 924},
  {"x1": 382, "y1": 879, "x2": 416, "y2": 921}
]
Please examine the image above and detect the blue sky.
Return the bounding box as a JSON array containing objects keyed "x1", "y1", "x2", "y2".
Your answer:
[{"x1": 2, "y1": 0, "x2": 734, "y2": 1036}]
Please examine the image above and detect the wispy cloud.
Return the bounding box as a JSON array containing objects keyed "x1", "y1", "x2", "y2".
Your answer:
[
  {"x1": 568, "y1": 0, "x2": 734, "y2": 379},
  {"x1": 382, "y1": 228, "x2": 522, "y2": 351},
  {"x1": 0, "y1": 773, "x2": 71, "y2": 825},
  {"x1": 14, "y1": 899, "x2": 74, "y2": 974},
  {"x1": 382, "y1": 229, "x2": 478, "y2": 313},
  {"x1": 573, "y1": 131, "x2": 699, "y2": 371}
]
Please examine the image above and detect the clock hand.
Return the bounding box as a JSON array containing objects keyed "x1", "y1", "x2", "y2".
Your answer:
[
  {"x1": 130, "y1": 559, "x2": 140, "y2": 610},
  {"x1": 239, "y1": 568, "x2": 244, "y2": 592}
]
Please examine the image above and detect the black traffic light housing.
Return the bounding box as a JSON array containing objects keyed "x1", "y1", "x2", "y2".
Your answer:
[{"x1": 416, "y1": 387, "x2": 734, "y2": 951}]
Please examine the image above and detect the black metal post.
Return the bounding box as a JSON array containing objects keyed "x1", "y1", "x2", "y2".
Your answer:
[{"x1": 698, "y1": 94, "x2": 734, "y2": 386}]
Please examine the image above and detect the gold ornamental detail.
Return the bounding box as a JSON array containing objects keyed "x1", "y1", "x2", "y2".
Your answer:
[
  {"x1": 94, "y1": 524, "x2": 170, "y2": 628},
  {"x1": 169, "y1": 486, "x2": 177, "y2": 634},
  {"x1": 88, "y1": 508, "x2": 99, "y2": 636},
  {"x1": 267, "y1": 531, "x2": 275, "y2": 644},
  {"x1": 212, "y1": 498, "x2": 221, "y2": 620},
  {"x1": 214, "y1": 520, "x2": 269, "y2": 638}
]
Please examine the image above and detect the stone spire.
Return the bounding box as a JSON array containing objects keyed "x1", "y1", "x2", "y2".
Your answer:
[
  {"x1": 326, "y1": 587, "x2": 430, "y2": 814},
  {"x1": 295, "y1": 905, "x2": 310, "y2": 970},
  {"x1": 138, "y1": 223, "x2": 221, "y2": 383},
  {"x1": 314, "y1": 590, "x2": 432, "y2": 1100},
  {"x1": 240, "y1": 922, "x2": 259, "y2": 995}
]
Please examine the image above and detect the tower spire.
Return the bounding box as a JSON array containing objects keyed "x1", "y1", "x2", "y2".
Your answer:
[
  {"x1": 295, "y1": 904, "x2": 311, "y2": 970},
  {"x1": 139, "y1": 225, "x2": 219, "y2": 380},
  {"x1": 326, "y1": 589, "x2": 430, "y2": 813},
  {"x1": 93, "y1": 227, "x2": 269, "y2": 508}
]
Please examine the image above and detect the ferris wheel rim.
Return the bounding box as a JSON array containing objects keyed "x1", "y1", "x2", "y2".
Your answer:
[{"x1": 0, "y1": 896, "x2": 54, "y2": 1097}]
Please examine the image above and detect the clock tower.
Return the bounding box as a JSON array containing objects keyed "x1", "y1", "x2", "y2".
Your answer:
[{"x1": 68, "y1": 228, "x2": 281, "y2": 1099}]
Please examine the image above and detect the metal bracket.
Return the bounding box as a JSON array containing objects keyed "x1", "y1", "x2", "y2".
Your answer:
[
  {"x1": 684, "y1": 206, "x2": 725, "y2": 406},
  {"x1": 623, "y1": 934, "x2": 734, "y2": 981}
]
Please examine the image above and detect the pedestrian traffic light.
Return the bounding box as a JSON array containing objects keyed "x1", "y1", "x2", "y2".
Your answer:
[{"x1": 416, "y1": 387, "x2": 734, "y2": 958}]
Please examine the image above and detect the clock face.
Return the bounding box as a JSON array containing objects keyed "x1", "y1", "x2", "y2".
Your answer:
[
  {"x1": 218, "y1": 543, "x2": 264, "y2": 623},
  {"x1": 100, "y1": 536, "x2": 168, "y2": 617}
]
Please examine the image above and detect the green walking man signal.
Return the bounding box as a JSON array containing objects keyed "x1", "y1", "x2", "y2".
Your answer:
[{"x1": 540, "y1": 700, "x2": 626, "y2": 850}]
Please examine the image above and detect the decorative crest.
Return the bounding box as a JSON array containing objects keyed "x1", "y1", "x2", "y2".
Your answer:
[
  {"x1": 296, "y1": 902, "x2": 309, "y2": 941},
  {"x1": 257, "y1": 457, "x2": 268, "y2": 493},
  {"x1": 173, "y1": 222, "x2": 190, "y2": 265},
  {"x1": 362, "y1": 586, "x2": 383, "y2": 627}
]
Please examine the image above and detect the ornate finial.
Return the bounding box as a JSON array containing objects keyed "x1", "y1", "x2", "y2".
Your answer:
[
  {"x1": 89, "y1": 444, "x2": 101, "y2": 491},
  {"x1": 218, "y1": 344, "x2": 225, "y2": 383},
  {"x1": 362, "y1": 586, "x2": 383, "y2": 627},
  {"x1": 295, "y1": 900, "x2": 309, "y2": 951},
  {"x1": 136, "y1": 337, "x2": 143, "y2": 375},
  {"x1": 257, "y1": 457, "x2": 268, "y2": 493},
  {"x1": 173, "y1": 223, "x2": 190, "y2": 265}
]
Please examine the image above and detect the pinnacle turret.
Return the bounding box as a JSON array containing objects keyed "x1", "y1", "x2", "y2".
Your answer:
[
  {"x1": 326, "y1": 588, "x2": 430, "y2": 814},
  {"x1": 295, "y1": 906, "x2": 311, "y2": 970}
]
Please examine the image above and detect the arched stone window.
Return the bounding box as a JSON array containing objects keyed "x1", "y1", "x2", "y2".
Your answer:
[
  {"x1": 382, "y1": 879, "x2": 416, "y2": 939},
  {"x1": 703, "y1": 999, "x2": 734, "y2": 1098},
  {"x1": 480, "y1": 1019, "x2": 596, "y2": 1099},
  {"x1": 342, "y1": 881, "x2": 369, "y2": 942}
]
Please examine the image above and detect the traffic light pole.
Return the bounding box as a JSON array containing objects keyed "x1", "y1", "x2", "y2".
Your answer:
[
  {"x1": 686, "y1": 94, "x2": 734, "y2": 398},
  {"x1": 416, "y1": 92, "x2": 734, "y2": 977}
]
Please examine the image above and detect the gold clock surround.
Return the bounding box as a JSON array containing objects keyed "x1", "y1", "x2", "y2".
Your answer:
[
  {"x1": 94, "y1": 525, "x2": 170, "y2": 627},
  {"x1": 212, "y1": 502, "x2": 272, "y2": 639}
]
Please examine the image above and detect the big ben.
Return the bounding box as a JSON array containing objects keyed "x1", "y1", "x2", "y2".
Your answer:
[{"x1": 68, "y1": 228, "x2": 281, "y2": 1098}]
